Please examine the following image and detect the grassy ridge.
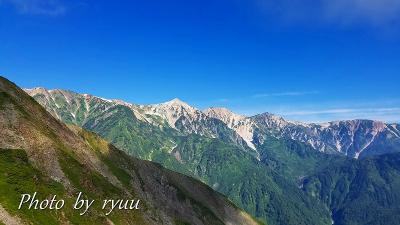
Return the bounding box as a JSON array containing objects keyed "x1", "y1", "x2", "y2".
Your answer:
[
  {"x1": 0, "y1": 148, "x2": 147, "y2": 225},
  {"x1": 0, "y1": 149, "x2": 63, "y2": 225}
]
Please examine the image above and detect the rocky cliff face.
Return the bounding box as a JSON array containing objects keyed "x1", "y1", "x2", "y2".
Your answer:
[{"x1": 204, "y1": 108, "x2": 256, "y2": 150}]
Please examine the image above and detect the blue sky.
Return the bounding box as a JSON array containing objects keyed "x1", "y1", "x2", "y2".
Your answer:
[{"x1": 0, "y1": 0, "x2": 399, "y2": 123}]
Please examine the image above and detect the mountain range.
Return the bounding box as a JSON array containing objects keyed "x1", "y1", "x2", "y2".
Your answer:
[
  {"x1": 23, "y1": 86, "x2": 400, "y2": 225},
  {"x1": 24, "y1": 88, "x2": 332, "y2": 225},
  {"x1": 26, "y1": 88, "x2": 400, "y2": 159},
  {"x1": 0, "y1": 76, "x2": 261, "y2": 225},
  {"x1": 205, "y1": 108, "x2": 400, "y2": 159}
]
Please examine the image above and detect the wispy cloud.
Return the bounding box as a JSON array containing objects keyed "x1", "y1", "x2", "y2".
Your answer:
[
  {"x1": 256, "y1": 0, "x2": 400, "y2": 28},
  {"x1": 280, "y1": 107, "x2": 400, "y2": 116},
  {"x1": 322, "y1": 0, "x2": 400, "y2": 26},
  {"x1": 277, "y1": 107, "x2": 400, "y2": 123},
  {"x1": 3, "y1": 0, "x2": 67, "y2": 16},
  {"x1": 209, "y1": 91, "x2": 319, "y2": 105},
  {"x1": 252, "y1": 91, "x2": 319, "y2": 98}
]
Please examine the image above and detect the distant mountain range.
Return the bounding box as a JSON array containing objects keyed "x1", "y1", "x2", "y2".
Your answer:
[
  {"x1": 26, "y1": 88, "x2": 400, "y2": 159},
  {"x1": 206, "y1": 107, "x2": 400, "y2": 159}
]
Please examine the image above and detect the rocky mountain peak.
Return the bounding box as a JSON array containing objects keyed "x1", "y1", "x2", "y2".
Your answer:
[
  {"x1": 204, "y1": 107, "x2": 246, "y2": 128},
  {"x1": 257, "y1": 112, "x2": 284, "y2": 120},
  {"x1": 143, "y1": 98, "x2": 200, "y2": 129},
  {"x1": 24, "y1": 87, "x2": 48, "y2": 94},
  {"x1": 162, "y1": 98, "x2": 194, "y2": 109},
  {"x1": 204, "y1": 107, "x2": 244, "y2": 118},
  {"x1": 253, "y1": 112, "x2": 290, "y2": 130},
  {"x1": 204, "y1": 107, "x2": 257, "y2": 150}
]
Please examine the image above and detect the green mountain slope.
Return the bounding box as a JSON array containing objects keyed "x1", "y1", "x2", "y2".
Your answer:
[
  {"x1": 302, "y1": 153, "x2": 400, "y2": 225},
  {"x1": 173, "y1": 135, "x2": 331, "y2": 225},
  {"x1": 0, "y1": 76, "x2": 260, "y2": 225},
  {"x1": 257, "y1": 135, "x2": 342, "y2": 181},
  {"x1": 27, "y1": 87, "x2": 332, "y2": 225}
]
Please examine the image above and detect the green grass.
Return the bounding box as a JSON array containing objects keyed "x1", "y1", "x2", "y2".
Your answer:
[
  {"x1": 58, "y1": 150, "x2": 122, "y2": 199},
  {"x1": 0, "y1": 149, "x2": 64, "y2": 225},
  {"x1": 0, "y1": 148, "x2": 148, "y2": 225},
  {"x1": 77, "y1": 129, "x2": 133, "y2": 188},
  {"x1": 57, "y1": 134, "x2": 148, "y2": 225},
  {"x1": 174, "y1": 219, "x2": 191, "y2": 225}
]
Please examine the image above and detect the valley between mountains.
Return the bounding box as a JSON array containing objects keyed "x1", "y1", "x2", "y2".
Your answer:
[{"x1": 22, "y1": 84, "x2": 400, "y2": 225}]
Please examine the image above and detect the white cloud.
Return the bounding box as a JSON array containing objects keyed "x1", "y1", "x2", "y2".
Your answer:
[
  {"x1": 321, "y1": 0, "x2": 400, "y2": 26},
  {"x1": 281, "y1": 107, "x2": 400, "y2": 116},
  {"x1": 278, "y1": 107, "x2": 400, "y2": 123},
  {"x1": 256, "y1": 0, "x2": 400, "y2": 27},
  {"x1": 3, "y1": 0, "x2": 66, "y2": 16}
]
